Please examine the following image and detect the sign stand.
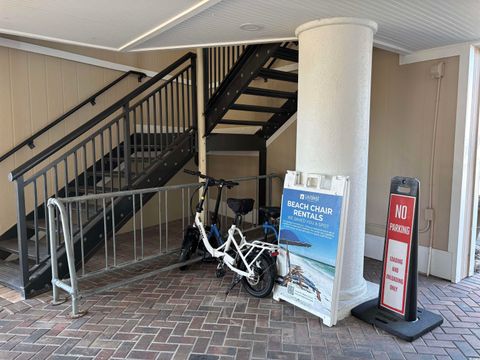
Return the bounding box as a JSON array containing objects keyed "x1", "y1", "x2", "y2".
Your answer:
[
  {"x1": 352, "y1": 177, "x2": 443, "y2": 342},
  {"x1": 273, "y1": 171, "x2": 349, "y2": 327}
]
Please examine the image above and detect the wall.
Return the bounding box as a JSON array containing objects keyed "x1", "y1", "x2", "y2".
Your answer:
[
  {"x1": 0, "y1": 45, "x2": 142, "y2": 233},
  {"x1": 368, "y1": 48, "x2": 459, "y2": 251}
]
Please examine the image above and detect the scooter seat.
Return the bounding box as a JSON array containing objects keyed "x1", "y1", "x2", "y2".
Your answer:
[
  {"x1": 259, "y1": 206, "x2": 281, "y2": 220},
  {"x1": 227, "y1": 198, "x2": 254, "y2": 215}
]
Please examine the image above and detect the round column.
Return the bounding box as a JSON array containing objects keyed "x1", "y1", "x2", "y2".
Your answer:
[{"x1": 295, "y1": 18, "x2": 378, "y2": 308}]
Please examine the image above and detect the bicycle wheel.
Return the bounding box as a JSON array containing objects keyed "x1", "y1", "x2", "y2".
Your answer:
[
  {"x1": 179, "y1": 226, "x2": 199, "y2": 270},
  {"x1": 241, "y1": 252, "x2": 276, "y2": 298}
]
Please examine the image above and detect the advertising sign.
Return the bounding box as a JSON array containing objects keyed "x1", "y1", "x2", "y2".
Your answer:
[
  {"x1": 273, "y1": 171, "x2": 349, "y2": 326},
  {"x1": 380, "y1": 194, "x2": 416, "y2": 316}
]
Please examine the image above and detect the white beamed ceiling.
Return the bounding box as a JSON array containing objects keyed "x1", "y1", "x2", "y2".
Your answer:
[{"x1": 1, "y1": 0, "x2": 479, "y2": 53}]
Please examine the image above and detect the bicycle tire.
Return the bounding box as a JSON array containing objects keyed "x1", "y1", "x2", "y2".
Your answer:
[{"x1": 241, "y1": 252, "x2": 276, "y2": 298}]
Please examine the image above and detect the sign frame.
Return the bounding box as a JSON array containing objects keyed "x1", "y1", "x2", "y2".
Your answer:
[{"x1": 272, "y1": 170, "x2": 350, "y2": 327}]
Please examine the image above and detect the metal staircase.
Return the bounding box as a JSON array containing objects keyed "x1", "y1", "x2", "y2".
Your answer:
[
  {"x1": 0, "y1": 42, "x2": 298, "y2": 298},
  {"x1": 0, "y1": 53, "x2": 197, "y2": 297},
  {"x1": 203, "y1": 42, "x2": 299, "y2": 205}
]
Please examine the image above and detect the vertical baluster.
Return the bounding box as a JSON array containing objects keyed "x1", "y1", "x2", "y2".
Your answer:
[
  {"x1": 170, "y1": 82, "x2": 174, "y2": 139},
  {"x1": 187, "y1": 187, "x2": 191, "y2": 225},
  {"x1": 133, "y1": 107, "x2": 138, "y2": 175},
  {"x1": 146, "y1": 99, "x2": 151, "y2": 164},
  {"x1": 68, "y1": 203, "x2": 73, "y2": 249},
  {"x1": 209, "y1": 48, "x2": 213, "y2": 98},
  {"x1": 165, "y1": 191, "x2": 168, "y2": 253},
  {"x1": 111, "y1": 197, "x2": 116, "y2": 267},
  {"x1": 181, "y1": 72, "x2": 186, "y2": 133},
  {"x1": 165, "y1": 86, "x2": 169, "y2": 146},
  {"x1": 103, "y1": 198, "x2": 108, "y2": 269},
  {"x1": 43, "y1": 173, "x2": 49, "y2": 255},
  {"x1": 54, "y1": 165, "x2": 61, "y2": 239},
  {"x1": 158, "y1": 191, "x2": 162, "y2": 253},
  {"x1": 63, "y1": 159, "x2": 68, "y2": 198},
  {"x1": 82, "y1": 145, "x2": 90, "y2": 219},
  {"x1": 108, "y1": 127, "x2": 113, "y2": 192},
  {"x1": 133, "y1": 195, "x2": 136, "y2": 261},
  {"x1": 182, "y1": 188, "x2": 185, "y2": 233},
  {"x1": 79, "y1": 201, "x2": 85, "y2": 276},
  {"x1": 140, "y1": 194, "x2": 144, "y2": 259},
  {"x1": 159, "y1": 90, "x2": 164, "y2": 151},
  {"x1": 213, "y1": 47, "x2": 217, "y2": 94},
  {"x1": 33, "y1": 179, "x2": 39, "y2": 264},
  {"x1": 74, "y1": 151, "x2": 80, "y2": 236},
  {"x1": 123, "y1": 105, "x2": 132, "y2": 187},
  {"x1": 186, "y1": 68, "x2": 191, "y2": 130},
  {"x1": 100, "y1": 133, "x2": 106, "y2": 194},
  {"x1": 222, "y1": 46, "x2": 225, "y2": 83},
  {"x1": 227, "y1": 46, "x2": 231, "y2": 72},
  {"x1": 175, "y1": 75, "x2": 179, "y2": 137},
  {"x1": 116, "y1": 120, "x2": 121, "y2": 188},
  {"x1": 153, "y1": 91, "x2": 158, "y2": 158},
  {"x1": 140, "y1": 103, "x2": 145, "y2": 171},
  {"x1": 91, "y1": 139, "x2": 98, "y2": 213}
]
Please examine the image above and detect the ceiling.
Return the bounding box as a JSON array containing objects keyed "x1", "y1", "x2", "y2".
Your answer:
[{"x1": 1, "y1": 0, "x2": 479, "y2": 54}]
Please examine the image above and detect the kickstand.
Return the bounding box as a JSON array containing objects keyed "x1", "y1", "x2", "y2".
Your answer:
[{"x1": 225, "y1": 274, "x2": 242, "y2": 296}]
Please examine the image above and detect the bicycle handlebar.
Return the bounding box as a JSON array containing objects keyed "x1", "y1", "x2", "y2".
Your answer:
[{"x1": 184, "y1": 169, "x2": 239, "y2": 188}]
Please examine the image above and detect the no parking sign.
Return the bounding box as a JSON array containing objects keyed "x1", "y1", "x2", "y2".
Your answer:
[{"x1": 380, "y1": 193, "x2": 416, "y2": 317}]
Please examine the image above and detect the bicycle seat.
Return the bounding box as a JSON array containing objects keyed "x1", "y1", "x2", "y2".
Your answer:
[
  {"x1": 227, "y1": 198, "x2": 254, "y2": 215},
  {"x1": 259, "y1": 206, "x2": 281, "y2": 220}
]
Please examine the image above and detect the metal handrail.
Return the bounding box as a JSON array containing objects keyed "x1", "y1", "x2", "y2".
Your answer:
[
  {"x1": 0, "y1": 70, "x2": 146, "y2": 164},
  {"x1": 9, "y1": 52, "x2": 196, "y2": 181}
]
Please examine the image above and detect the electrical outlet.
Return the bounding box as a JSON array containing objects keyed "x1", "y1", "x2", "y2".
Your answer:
[{"x1": 425, "y1": 208, "x2": 434, "y2": 221}]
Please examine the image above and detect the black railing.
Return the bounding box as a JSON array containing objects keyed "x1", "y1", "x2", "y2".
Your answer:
[
  {"x1": 0, "y1": 70, "x2": 146, "y2": 164},
  {"x1": 10, "y1": 53, "x2": 197, "y2": 293},
  {"x1": 203, "y1": 45, "x2": 247, "y2": 107}
]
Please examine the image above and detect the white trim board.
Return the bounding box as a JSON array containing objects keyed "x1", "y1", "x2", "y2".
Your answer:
[
  {"x1": 0, "y1": 37, "x2": 157, "y2": 78},
  {"x1": 364, "y1": 234, "x2": 452, "y2": 280}
]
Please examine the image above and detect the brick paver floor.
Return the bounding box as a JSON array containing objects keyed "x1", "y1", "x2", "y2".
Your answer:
[{"x1": 0, "y1": 257, "x2": 479, "y2": 359}]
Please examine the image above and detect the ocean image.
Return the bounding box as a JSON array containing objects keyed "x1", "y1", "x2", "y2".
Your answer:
[{"x1": 276, "y1": 249, "x2": 336, "y2": 314}]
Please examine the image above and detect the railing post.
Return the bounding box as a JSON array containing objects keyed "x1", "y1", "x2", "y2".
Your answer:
[
  {"x1": 14, "y1": 176, "x2": 30, "y2": 297},
  {"x1": 123, "y1": 104, "x2": 132, "y2": 187}
]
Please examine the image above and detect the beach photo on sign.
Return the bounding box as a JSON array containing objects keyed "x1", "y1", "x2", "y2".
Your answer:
[{"x1": 276, "y1": 249, "x2": 334, "y2": 314}]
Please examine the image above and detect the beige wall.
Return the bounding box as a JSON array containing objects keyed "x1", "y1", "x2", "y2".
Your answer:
[
  {"x1": 368, "y1": 49, "x2": 459, "y2": 250},
  {"x1": 0, "y1": 45, "x2": 142, "y2": 233}
]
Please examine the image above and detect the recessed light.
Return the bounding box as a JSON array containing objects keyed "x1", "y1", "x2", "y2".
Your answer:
[{"x1": 240, "y1": 23, "x2": 264, "y2": 32}]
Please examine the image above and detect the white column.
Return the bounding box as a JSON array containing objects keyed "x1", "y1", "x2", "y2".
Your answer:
[{"x1": 295, "y1": 18, "x2": 378, "y2": 318}]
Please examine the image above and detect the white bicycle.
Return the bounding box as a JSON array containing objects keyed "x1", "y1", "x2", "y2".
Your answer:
[{"x1": 180, "y1": 170, "x2": 279, "y2": 298}]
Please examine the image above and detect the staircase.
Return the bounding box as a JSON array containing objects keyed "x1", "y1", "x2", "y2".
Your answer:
[
  {"x1": 0, "y1": 42, "x2": 298, "y2": 298},
  {"x1": 203, "y1": 42, "x2": 298, "y2": 205},
  {"x1": 0, "y1": 53, "x2": 197, "y2": 298}
]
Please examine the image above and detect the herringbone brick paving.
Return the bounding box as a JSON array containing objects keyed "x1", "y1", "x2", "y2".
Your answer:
[{"x1": 0, "y1": 258, "x2": 479, "y2": 359}]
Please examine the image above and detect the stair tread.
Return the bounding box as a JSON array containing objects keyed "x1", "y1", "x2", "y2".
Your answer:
[
  {"x1": 219, "y1": 119, "x2": 266, "y2": 126},
  {"x1": 258, "y1": 68, "x2": 298, "y2": 82},
  {"x1": 273, "y1": 47, "x2": 299, "y2": 62},
  {"x1": 230, "y1": 104, "x2": 289, "y2": 113},
  {"x1": 244, "y1": 87, "x2": 296, "y2": 99},
  {"x1": 0, "y1": 261, "x2": 22, "y2": 290},
  {"x1": 0, "y1": 237, "x2": 49, "y2": 260}
]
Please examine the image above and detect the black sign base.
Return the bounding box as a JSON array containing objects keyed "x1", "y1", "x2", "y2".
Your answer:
[{"x1": 352, "y1": 299, "x2": 443, "y2": 342}]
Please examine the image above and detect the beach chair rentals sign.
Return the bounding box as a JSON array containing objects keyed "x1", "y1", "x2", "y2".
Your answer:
[{"x1": 273, "y1": 170, "x2": 350, "y2": 326}]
